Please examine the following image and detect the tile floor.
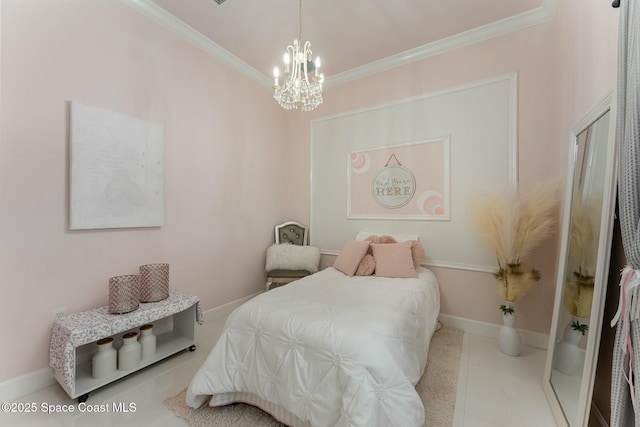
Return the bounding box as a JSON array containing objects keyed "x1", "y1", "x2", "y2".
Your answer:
[
  {"x1": 2, "y1": 317, "x2": 557, "y2": 427},
  {"x1": 452, "y1": 333, "x2": 556, "y2": 427}
]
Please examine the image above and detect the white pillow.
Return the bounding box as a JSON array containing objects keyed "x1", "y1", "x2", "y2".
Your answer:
[
  {"x1": 266, "y1": 244, "x2": 320, "y2": 273},
  {"x1": 355, "y1": 231, "x2": 420, "y2": 243}
]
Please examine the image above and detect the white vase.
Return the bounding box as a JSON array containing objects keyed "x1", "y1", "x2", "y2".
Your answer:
[
  {"x1": 92, "y1": 337, "x2": 117, "y2": 379},
  {"x1": 118, "y1": 332, "x2": 141, "y2": 371},
  {"x1": 498, "y1": 301, "x2": 522, "y2": 356},
  {"x1": 554, "y1": 316, "x2": 587, "y2": 375},
  {"x1": 139, "y1": 324, "x2": 156, "y2": 360}
]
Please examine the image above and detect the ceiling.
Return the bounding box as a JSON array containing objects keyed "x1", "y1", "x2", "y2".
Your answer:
[{"x1": 131, "y1": 0, "x2": 554, "y2": 86}]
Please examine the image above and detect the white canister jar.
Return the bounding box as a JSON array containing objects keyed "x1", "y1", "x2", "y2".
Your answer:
[
  {"x1": 139, "y1": 324, "x2": 156, "y2": 360},
  {"x1": 92, "y1": 337, "x2": 117, "y2": 379},
  {"x1": 118, "y1": 332, "x2": 141, "y2": 371}
]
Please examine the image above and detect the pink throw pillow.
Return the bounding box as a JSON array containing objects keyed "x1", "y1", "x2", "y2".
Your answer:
[
  {"x1": 378, "y1": 235, "x2": 398, "y2": 244},
  {"x1": 355, "y1": 254, "x2": 375, "y2": 276},
  {"x1": 364, "y1": 235, "x2": 380, "y2": 248},
  {"x1": 334, "y1": 240, "x2": 371, "y2": 276},
  {"x1": 371, "y1": 241, "x2": 418, "y2": 278},
  {"x1": 355, "y1": 234, "x2": 397, "y2": 275},
  {"x1": 410, "y1": 240, "x2": 425, "y2": 269}
]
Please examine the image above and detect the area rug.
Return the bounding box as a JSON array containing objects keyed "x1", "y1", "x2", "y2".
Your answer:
[{"x1": 163, "y1": 327, "x2": 463, "y2": 427}]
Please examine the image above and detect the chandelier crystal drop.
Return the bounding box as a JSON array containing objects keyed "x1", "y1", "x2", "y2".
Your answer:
[{"x1": 273, "y1": 0, "x2": 324, "y2": 112}]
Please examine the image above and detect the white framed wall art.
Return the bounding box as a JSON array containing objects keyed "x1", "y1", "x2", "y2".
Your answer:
[{"x1": 69, "y1": 102, "x2": 164, "y2": 230}]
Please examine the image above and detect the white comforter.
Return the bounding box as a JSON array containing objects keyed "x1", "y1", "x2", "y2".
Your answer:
[{"x1": 186, "y1": 267, "x2": 440, "y2": 427}]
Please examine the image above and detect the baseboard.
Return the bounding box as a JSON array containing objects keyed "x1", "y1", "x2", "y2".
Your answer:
[
  {"x1": 201, "y1": 291, "x2": 262, "y2": 324},
  {"x1": 439, "y1": 313, "x2": 549, "y2": 350},
  {"x1": 0, "y1": 291, "x2": 263, "y2": 403},
  {"x1": 0, "y1": 367, "x2": 56, "y2": 404}
]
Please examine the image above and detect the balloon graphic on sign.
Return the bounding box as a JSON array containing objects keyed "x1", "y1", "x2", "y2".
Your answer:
[
  {"x1": 350, "y1": 152, "x2": 370, "y2": 174},
  {"x1": 417, "y1": 191, "x2": 445, "y2": 216}
]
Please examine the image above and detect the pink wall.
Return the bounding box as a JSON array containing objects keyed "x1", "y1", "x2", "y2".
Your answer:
[
  {"x1": 288, "y1": 0, "x2": 619, "y2": 334},
  {"x1": 0, "y1": 1, "x2": 291, "y2": 382},
  {"x1": 0, "y1": 0, "x2": 620, "y2": 386}
]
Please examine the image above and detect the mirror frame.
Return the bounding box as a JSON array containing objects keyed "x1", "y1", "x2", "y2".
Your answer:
[{"x1": 543, "y1": 90, "x2": 618, "y2": 427}]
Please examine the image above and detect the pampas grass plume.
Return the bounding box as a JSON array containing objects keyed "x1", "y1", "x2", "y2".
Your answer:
[
  {"x1": 471, "y1": 183, "x2": 558, "y2": 302},
  {"x1": 569, "y1": 196, "x2": 599, "y2": 277},
  {"x1": 511, "y1": 184, "x2": 558, "y2": 262}
]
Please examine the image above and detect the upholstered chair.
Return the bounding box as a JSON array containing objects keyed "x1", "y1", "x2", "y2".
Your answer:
[{"x1": 266, "y1": 221, "x2": 319, "y2": 290}]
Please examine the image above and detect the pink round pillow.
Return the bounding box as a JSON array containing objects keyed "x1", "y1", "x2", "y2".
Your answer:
[{"x1": 355, "y1": 254, "x2": 375, "y2": 276}]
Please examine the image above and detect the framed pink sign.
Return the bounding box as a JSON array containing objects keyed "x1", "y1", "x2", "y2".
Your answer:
[{"x1": 347, "y1": 138, "x2": 450, "y2": 220}]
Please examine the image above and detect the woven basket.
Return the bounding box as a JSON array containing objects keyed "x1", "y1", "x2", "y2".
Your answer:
[
  {"x1": 108, "y1": 275, "x2": 140, "y2": 314},
  {"x1": 139, "y1": 263, "x2": 169, "y2": 303}
]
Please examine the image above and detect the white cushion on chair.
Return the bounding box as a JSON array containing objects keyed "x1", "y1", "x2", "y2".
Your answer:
[{"x1": 266, "y1": 244, "x2": 320, "y2": 273}]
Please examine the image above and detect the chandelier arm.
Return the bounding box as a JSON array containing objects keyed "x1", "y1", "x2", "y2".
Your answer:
[
  {"x1": 289, "y1": 43, "x2": 298, "y2": 81},
  {"x1": 303, "y1": 41, "x2": 311, "y2": 83}
]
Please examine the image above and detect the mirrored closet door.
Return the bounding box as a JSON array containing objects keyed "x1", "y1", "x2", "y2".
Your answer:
[{"x1": 543, "y1": 92, "x2": 618, "y2": 427}]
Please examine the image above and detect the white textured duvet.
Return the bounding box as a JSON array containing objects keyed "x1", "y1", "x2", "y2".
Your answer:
[{"x1": 186, "y1": 267, "x2": 440, "y2": 427}]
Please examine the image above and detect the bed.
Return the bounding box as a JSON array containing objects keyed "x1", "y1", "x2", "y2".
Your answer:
[{"x1": 186, "y1": 263, "x2": 440, "y2": 427}]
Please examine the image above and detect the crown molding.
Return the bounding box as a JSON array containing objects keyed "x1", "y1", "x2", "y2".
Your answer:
[
  {"x1": 122, "y1": 0, "x2": 557, "y2": 90},
  {"x1": 327, "y1": 0, "x2": 558, "y2": 87},
  {"x1": 121, "y1": 0, "x2": 272, "y2": 87}
]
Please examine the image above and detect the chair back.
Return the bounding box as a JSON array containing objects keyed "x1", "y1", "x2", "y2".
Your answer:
[{"x1": 275, "y1": 221, "x2": 308, "y2": 246}]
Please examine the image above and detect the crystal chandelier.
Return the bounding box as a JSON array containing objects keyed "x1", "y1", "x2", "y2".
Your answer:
[{"x1": 273, "y1": 0, "x2": 324, "y2": 112}]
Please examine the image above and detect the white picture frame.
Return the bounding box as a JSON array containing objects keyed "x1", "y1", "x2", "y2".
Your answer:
[
  {"x1": 347, "y1": 138, "x2": 451, "y2": 220},
  {"x1": 69, "y1": 102, "x2": 164, "y2": 230}
]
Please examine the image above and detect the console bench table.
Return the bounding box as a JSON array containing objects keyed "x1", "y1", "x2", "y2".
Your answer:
[{"x1": 49, "y1": 290, "x2": 202, "y2": 402}]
